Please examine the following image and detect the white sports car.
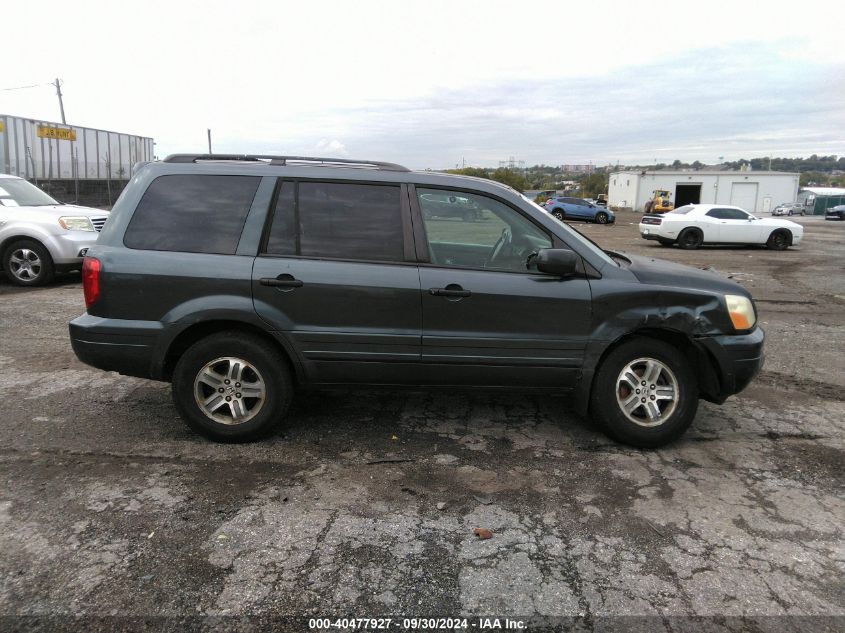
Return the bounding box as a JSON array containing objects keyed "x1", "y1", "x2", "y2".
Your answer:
[{"x1": 639, "y1": 204, "x2": 803, "y2": 250}]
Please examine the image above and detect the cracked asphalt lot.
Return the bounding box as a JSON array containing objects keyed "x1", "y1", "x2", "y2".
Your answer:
[{"x1": 0, "y1": 212, "x2": 843, "y2": 630}]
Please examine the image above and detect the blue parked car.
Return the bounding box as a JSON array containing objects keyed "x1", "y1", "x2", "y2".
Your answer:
[{"x1": 545, "y1": 197, "x2": 615, "y2": 224}]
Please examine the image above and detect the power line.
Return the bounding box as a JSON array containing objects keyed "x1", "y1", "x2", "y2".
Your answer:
[{"x1": 0, "y1": 82, "x2": 51, "y2": 92}]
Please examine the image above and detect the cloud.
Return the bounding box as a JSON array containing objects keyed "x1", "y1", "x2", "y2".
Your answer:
[
  {"x1": 220, "y1": 42, "x2": 844, "y2": 168},
  {"x1": 313, "y1": 139, "x2": 349, "y2": 157}
]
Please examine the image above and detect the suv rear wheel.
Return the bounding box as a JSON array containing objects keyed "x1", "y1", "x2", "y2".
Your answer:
[
  {"x1": 590, "y1": 337, "x2": 698, "y2": 448},
  {"x1": 172, "y1": 331, "x2": 292, "y2": 442},
  {"x1": 678, "y1": 228, "x2": 703, "y2": 250},
  {"x1": 3, "y1": 239, "x2": 55, "y2": 286}
]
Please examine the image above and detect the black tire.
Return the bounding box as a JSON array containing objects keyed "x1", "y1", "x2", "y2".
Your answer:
[
  {"x1": 2, "y1": 239, "x2": 55, "y2": 286},
  {"x1": 787, "y1": 210, "x2": 793, "y2": 216},
  {"x1": 678, "y1": 228, "x2": 703, "y2": 250},
  {"x1": 595, "y1": 212, "x2": 609, "y2": 224},
  {"x1": 171, "y1": 331, "x2": 293, "y2": 442},
  {"x1": 552, "y1": 209, "x2": 565, "y2": 221},
  {"x1": 766, "y1": 230, "x2": 790, "y2": 250},
  {"x1": 590, "y1": 337, "x2": 698, "y2": 448}
]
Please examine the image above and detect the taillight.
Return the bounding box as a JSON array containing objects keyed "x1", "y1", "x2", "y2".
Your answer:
[
  {"x1": 82, "y1": 257, "x2": 101, "y2": 308},
  {"x1": 642, "y1": 216, "x2": 663, "y2": 225}
]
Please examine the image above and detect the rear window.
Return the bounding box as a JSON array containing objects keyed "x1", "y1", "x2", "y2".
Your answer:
[
  {"x1": 124, "y1": 175, "x2": 260, "y2": 254},
  {"x1": 264, "y1": 181, "x2": 404, "y2": 262},
  {"x1": 669, "y1": 205, "x2": 694, "y2": 215}
]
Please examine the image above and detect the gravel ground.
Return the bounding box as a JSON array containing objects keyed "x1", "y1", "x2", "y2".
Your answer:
[{"x1": 0, "y1": 212, "x2": 842, "y2": 632}]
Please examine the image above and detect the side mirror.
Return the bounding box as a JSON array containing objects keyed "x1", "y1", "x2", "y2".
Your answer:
[{"x1": 536, "y1": 248, "x2": 578, "y2": 276}]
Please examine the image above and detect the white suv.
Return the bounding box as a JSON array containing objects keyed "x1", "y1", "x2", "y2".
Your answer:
[{"x1": 0, "y1": 174, "x2": 109, "y2": 286}]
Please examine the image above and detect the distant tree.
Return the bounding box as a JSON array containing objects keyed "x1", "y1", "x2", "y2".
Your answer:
[
  {"x1": 800, "y1": 171, "x2": 828, "y2": 186},
  {"x1": 446, "y1": 167, "x2": 488, "y2": 179},
  {"x1": 580, "y1": 173, "x2": 608, "y2": 197},
  {"x1": 490, "y1": 168, "x2": 528, "y2": 192},
  {"x1": 444, "y1": 166, "x2": 528, "y2": 193}
]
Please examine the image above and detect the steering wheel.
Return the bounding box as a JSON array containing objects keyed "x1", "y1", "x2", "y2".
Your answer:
[{"x1": 486, "y1": 227, "x2": 512, "y2": 266}]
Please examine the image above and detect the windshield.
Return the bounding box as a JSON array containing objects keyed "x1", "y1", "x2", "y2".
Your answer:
[
  {"x1": 521, "y1": 194, "x2": 616, "y2": 267},
  {"x1": 0, "y1": 179, "x2": 59, "y2": 207}
]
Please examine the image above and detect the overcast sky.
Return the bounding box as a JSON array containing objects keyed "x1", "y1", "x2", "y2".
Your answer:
[{"x1": 3, "y1": 0, "x2": 844, "y2": 168}]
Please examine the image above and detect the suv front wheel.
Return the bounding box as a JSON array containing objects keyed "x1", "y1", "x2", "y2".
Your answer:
[
  {"x1": 172, "y1": 331, "x2": 292, "y2": 442},
  {"x1": 590, "y1": 337, "x2": 698, "y2": 448}
]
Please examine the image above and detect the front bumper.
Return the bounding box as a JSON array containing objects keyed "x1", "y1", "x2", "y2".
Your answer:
[
  {"x1": 49, "y1": 231, "x2": 101, "y2": 265},
  {"x1": 695, "y1": 327, "x2": 765, "y2": 402}
]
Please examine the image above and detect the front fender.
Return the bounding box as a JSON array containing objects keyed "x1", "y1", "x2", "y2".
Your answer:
[{"x1": 574, "y1": 281, "x2": 732, "y2": 415}]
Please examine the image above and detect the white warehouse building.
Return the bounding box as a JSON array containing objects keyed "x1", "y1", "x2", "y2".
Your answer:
[{"x1": 608, "y1": 170, "x2": 800, "y2": 214}]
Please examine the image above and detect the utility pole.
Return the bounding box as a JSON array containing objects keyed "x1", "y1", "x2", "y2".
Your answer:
[
  {"x1": 53, "y1": 78, "x2": 66, "y2": 124},
  {"x1": 207, "y1": 129, "x2": 212, "y2": 154}
]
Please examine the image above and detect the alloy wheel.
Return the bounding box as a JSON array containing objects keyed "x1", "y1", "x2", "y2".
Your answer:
[
  {"x1": 615, "y1": 357, "x2": 679, "y2": 427},
  {"x1": 9, "y1": 248, "x2": 42, "y2": 282},
  {"x1": 193, "y1": 356, "x2": 266, "y2": 425}
]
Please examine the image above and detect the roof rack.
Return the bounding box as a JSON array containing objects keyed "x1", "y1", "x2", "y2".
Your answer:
[{"x1": 162, "y1": 154, "x2": 410, "y2": 172}]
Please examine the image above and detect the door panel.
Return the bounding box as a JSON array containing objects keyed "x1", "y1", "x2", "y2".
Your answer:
[
  {"x1": 253, "y1": 258, "x2": 422, "y2": 381},
  {"x1": 419, "y1": 267, "x2": 592, "y2": 386},
  {"x1": 253, "y1": 179, "x2": 422, "y2": 384},
  {"x1": 413, "y1": 186, "x2": 592, "y2": 388},
  {"x1": 717, "y1": 220, "x2": 763, "y2": 243}
]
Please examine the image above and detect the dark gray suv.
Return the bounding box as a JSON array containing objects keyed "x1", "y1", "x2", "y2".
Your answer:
[{"x1": 69, "y1": 154, "x2": 764, "y2": 447}]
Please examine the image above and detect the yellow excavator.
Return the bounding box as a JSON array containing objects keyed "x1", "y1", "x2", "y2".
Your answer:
[{"x1": 644, "y1": 189, "x2": 674, "y2": 214}]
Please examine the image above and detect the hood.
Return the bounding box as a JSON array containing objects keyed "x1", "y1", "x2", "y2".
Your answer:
[
  {"x1": 622, "y1": 253, "x2": 750, "y2": 297},
  {"x1": 754, "y1": 217, "x2": 801, "y2": 230},
  {"x1": 6, "y1": 204, "x2": 110, "y2": 220}
]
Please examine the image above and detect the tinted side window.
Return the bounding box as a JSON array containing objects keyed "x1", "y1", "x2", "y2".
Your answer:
[
  {"x1": 300, "y1": 182, "x2": 403, "y2": 261},
  {"x1": 124, "y1": 175, "x2": 259, "y2": 254},
  {"x1": 707, "y1": 208, "x2": 748, "y2": 220}
]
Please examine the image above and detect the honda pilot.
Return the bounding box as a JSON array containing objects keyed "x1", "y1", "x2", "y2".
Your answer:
[{"x1": 69, "y1": 154, "x2": 764, "y2": 447}]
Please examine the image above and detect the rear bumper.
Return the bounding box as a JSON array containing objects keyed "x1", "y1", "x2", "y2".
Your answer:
[
  {"x1": 695, "y1": 327, "x2": 765, "y2": 402},
  {"x1": 69, "y1": 313, "x2": 163, "y2": 379}
]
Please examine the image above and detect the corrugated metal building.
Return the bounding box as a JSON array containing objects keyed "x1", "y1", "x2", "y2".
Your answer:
[
  {"x1": 609, "y1": 170, "x2": 800, "y2": 214},
  {"x1": 0, "y1": 113, "x2": 154, "y2": 206}
]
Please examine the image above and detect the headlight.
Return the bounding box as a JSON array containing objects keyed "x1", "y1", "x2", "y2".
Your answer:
[
  {"x1": 58, "y1": 216, "x2": 95, "y2": 231},
  {"x1": 725, "y1": 294, "x2": 756, "y2": 330}
]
